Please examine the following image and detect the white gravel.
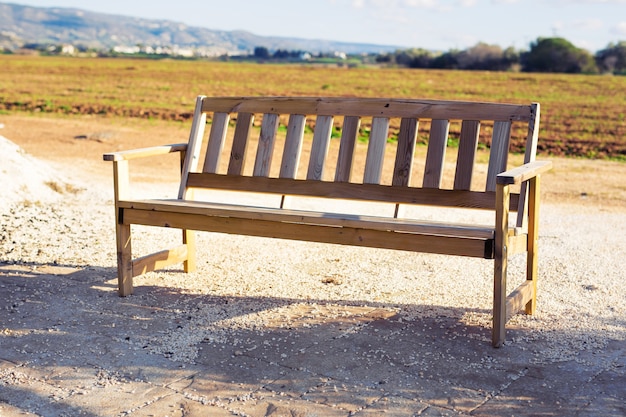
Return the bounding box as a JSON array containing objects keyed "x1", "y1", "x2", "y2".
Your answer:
[{"x1": 1, "y1": 135, "x2": 625, "y2": 365}]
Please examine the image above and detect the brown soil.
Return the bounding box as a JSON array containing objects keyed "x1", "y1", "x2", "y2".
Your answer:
[{"x1": 3, "y1": 113, "x2": 625, "y2": 210}]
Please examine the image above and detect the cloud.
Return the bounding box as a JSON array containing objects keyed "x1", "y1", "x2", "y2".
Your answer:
[
  {"x1": 547, "y1": 0, "x2": 626, "y2": 3},
  {"x1": 611, "y1": 21, "x2": 626, "y2": 35},
  {"x1": 571, "y1": 18, "x2": 604, "y2": 30},
  {"x1": 345, "y1": 0, "x2": 453, "y2": 11},
  {"x1": 403, "y1": 0, "x2": 438, "y2": 6}
]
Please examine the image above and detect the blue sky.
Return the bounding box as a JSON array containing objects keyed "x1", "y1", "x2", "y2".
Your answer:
[{"x1": 11, "y1": 0, "x2": 626, "y2": 52}]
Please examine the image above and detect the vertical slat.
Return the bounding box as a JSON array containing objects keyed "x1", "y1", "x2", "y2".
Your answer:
[
  {"x1": 179, "y1": 96, "x2": 207, "y2": 199},
  {"x1": 335, "y1": 116, "x2": 361, "y2": 182},
  {"x1": 493, "y1": 183, "x2": 510, "y2": 348},
  {"x1": 307, "y1": 115, "x2": 334, "y2": 180},
  {"x1": 517, "y1": 103, "x2": 540, "y2": 229},
  {"x1": 393, "y1": 118, "x2": 418, "y2": 218},
  {"x1": 202, "y1": 112, "x2": 230, "y2": 174},
  {"x1": 253, "y1": 113, "x2": 280, "y2": 177},
  {"x1": 422, "y1": 119, "x2": 450, "y2": 188},
  {"x1": 279, "y1": 114, "x2": 306, "y2": 179},
  {"x1": 363, "y1": 117, "x2": 390, "y2": 184},
  {"x1": 392, "y1": 118, "x2": 419, "y2": 187},
  {"x1": 453, "y1": 120, "x2": 481, "y2": 191},
  {"x1": 486, "y1": 121, "x2": 512, "y2": 192},
  {"x1": 227, "y1": 112, "x2": 254, "y2": 176}
]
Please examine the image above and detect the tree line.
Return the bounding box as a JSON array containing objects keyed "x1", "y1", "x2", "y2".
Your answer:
[{"x1": 376, "y1": 37, "x2": 626, "y2": 74}]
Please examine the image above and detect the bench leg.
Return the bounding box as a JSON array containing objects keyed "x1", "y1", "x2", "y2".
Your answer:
[
  {"x1": 493, "y1": 183, "x2": 509, "y2": 348},
  {"x1": 493, "y1": 246, "x2": 507, "y2": 347},
  {"x1": 183, "y1": 229, "x2": 197, "y2": 273},
  {"x1": 525, "y1": 176, "x2": 540, "y2": 314},
  {"x1": 116, "y1": 223, "x2": 133, "y2": 296}
]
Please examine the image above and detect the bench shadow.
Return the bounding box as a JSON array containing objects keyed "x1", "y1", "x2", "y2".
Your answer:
[{"x1": 1, "y1": 262, "x2": 624, "y2": 415}]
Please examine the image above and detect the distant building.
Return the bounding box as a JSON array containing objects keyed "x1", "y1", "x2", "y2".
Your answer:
[{"x1": 61, "y1": 44, "x2": 75, "y2": 55}]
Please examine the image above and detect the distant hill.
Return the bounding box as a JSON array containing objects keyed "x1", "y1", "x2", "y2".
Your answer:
[{"x1": 0, "y1": 2, "x2": 400, "y2": 55}]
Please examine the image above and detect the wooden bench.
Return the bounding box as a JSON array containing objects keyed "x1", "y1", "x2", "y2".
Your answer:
[{"x1": 103, "y1": 96, "x2": 552, "y2": 347}]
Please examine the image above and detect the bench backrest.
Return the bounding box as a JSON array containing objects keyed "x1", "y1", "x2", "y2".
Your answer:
[{"x1": 180, "y1": 96, "x2": 540, "y2": 227}]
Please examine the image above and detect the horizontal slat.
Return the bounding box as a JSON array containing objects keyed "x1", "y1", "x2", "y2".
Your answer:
[
  {"x1": 186, "y1": 173, "x2": 520, "y2": 209},
  {"x1": 119, "y1": 199, "x2": 496, "y2": 239},
  {"x1": 132, "y1": 245, "x2": 188, "y2": 276},
  {"x1": 122, "y1": 208, "x2": 491, "y2": 258},
  {"x1": 497, "y1": 160, "x2": 553, "y2": 185},
  {"x1": 507, "y1": 233, "x2": 528, "y2": 255},
  {"x1": 505, "y1": 280, "x2": 535, "y2": 322},
  {"x1": 103, "y1": 143, "x2": 187, "y2": 161},
  {"x1": 200, "y1": 97, "x2": 533, "y2": 121}
]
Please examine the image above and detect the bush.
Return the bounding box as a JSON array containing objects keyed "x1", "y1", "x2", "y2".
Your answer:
[
  {"x1": 522, "y1": 37, "x2": 598, "y2": 74},
  {"x1": 595, "y1": 41, "x2": 626, "y2": 74}
]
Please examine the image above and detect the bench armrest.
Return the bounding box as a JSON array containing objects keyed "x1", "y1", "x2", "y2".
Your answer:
[
  {"x1": 103, "y1": 143, "x2": 188, "y2": 162},
  {"x1": 496, "y1": 160, "x2": 552, "y2": 185}
]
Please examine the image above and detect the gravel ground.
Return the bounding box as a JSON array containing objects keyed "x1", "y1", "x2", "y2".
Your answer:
[
  {"x1": 0, "y1": 132, "x2": 626, "y2": 417},
  {"x1": 2, "y1": 134, "x2": 625, "y2": 365}
]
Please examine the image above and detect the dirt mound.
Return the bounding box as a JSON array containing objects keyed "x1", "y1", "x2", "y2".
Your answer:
[{"x1": 0, "y1": 135, "x2": 77, "y2": 212}]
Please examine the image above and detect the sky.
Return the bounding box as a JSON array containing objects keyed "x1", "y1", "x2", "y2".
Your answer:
[{"x1": 10, "y1": 0, "x2": 626, "y2": 52}]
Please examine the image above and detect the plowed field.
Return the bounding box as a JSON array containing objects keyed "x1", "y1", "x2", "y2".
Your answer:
[{"x1": 1, "y1": 55, "x2": 624, "y2": 159}]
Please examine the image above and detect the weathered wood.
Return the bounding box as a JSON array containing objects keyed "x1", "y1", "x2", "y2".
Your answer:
[
  {"x1": 113, "y1": 159, "x2": 133, "y2": 296},
  {"x1": 185, "y1": 173, "x2": 521, "y2": 209},
  {"x1": 307, "y1": 115, "x2": 333, "y2": 180},
  {"x1": 526, "y1": 176, "x2": 540, "y2": 314},
  {"x1": 201, "y1": 97, "x2": 534, "y2": 121},
  {"x1": 486, "y1": 121, "x2": 511, "y2": 192},
  {"x1": 179, "y1": 96, "x2": 208, "y2": 199},
  {"x1": 280, "y1": 114, "x2": 306, "y2": 179},
  {"x1": 493, "y1": 183, "x2": 510, "y2": 348},
  {"x1": 363, "y1": 117, "x2": 390, "y2": 184},
  {"x1": 393, "y1": 118, "x2": 418, "y2": 218},
  {"x1": 423, "y1": 119, "x2": 450, "y2": 188},
  {"x1": 516, "y1": 103, "x2": 541, "y2": 229},
  {"x1": 454, "y1": 120, "x2": 481, "y2": 191},
  {"x1": 496, "y1": 161, "x2": 552, "y2": 185},
  {"x1": 253, "y1": 113, "x2": 280, "y2": 177},
  {"x1": 116, "y1": 223, "x2": 133, "y2": 296},
  {"x1": 104, "y1": 143, "x2": 188, "y2": 162},
  {"x1": 507, "y1": 233, "x2": 528, "y2": 256},
  {"x1": 392, "y1": 118, "x2": 418, "y2": 187},
  {"x1": 203, "y1": 112, "x2": 230, "y2": 174},
  {"x1": 335, "y1": 116, "x2": 360, "y2": 182},
  {"x1": 113, "y1": 160, "x2": 130, "y2": 201},
  {"x1": 118, "y1": 199, "x2": 497, "y2": 239},
  {"x1": 183, "y1": 229, "x2": 196, "y2": 273},
  {"x1": 505, "y1": 280, "x2": 534, "y2": 322},
  {"x1": 123, "y1": 209, "x2": 491, "y2": 258},
  {"x1": 132, "y1": 245, "x2": 189, "y2": 276},
  {"x1": 227, "y1": 112, "x2": 254, "y2": 176}
]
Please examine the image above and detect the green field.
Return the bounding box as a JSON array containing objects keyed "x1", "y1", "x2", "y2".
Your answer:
[{"x1": 1, "y1": 55, "x2": 624, "y2": 159}]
